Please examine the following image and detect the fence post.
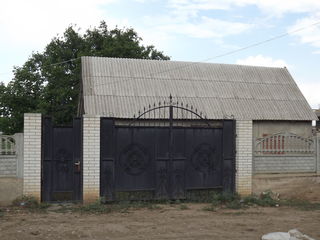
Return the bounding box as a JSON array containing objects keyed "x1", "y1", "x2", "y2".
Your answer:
[
  {"x1": 317, "y1": 133, "x2": 320, "y2": 174},
  {"x1": 23, "y1": 113, "x2": 42, "y2": 201},
  {"x1": 236, "y1": 120, "x2": 253, "y2": 195},
  {"x1": 14, "y1": 133, "x2": 24, "y2": 178},
  {"x1": 83, "y1": 115, "x2": 100, "y2": 203}
]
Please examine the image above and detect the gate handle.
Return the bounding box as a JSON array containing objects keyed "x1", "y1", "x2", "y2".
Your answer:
[{"x1": 74, "y1": 161, "x2": 81, "y2": 172}]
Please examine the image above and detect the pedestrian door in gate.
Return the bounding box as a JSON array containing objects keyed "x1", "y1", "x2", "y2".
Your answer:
[{"x1": 42, "y1": 117, "x2": 82, "y2": 202}]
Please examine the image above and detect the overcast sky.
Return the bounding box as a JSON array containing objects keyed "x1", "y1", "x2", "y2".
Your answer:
[{"x1": 0, "y1": 0, "x2": 320, "y2": 108}]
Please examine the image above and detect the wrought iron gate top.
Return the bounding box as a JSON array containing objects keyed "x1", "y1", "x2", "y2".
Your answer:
[{"x1": 129, "y1": 95, "x2": 211, "y2": 126}]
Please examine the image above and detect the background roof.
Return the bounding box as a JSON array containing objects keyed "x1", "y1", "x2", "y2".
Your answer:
[{"x1": 81, "y1": 56, "x2": 317, "y2": 120}]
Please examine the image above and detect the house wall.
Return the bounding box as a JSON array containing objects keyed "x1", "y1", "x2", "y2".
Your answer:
[{"x1": 253, "y1": 120, "x2": 312, "y2": 138}]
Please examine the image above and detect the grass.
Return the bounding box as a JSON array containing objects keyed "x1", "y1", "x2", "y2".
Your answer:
[
  {"x1": 0, "y1": 208, "x2": 4, "y2": 217},
  {"x1": 69, "y1": 200, "x2": 164, "y2": 214},
  {"x1": 11, "y1": 195, "x2": 50, "y2": 212},
  {"x1": 8, "y1": 191, "x2": 320, "y2": 215},
  {"x1": 202, "y1": 205, "x2": 217, "y2": 212},
  {"x1": 201, "y1": 190, "x2": 320, "y2": 212},
  {"x1": 201, "y1": 191, "x2": 281, "y2": 211},
  {"x1": 179, "y1": 204, "x2": 189, "y2": 210}
]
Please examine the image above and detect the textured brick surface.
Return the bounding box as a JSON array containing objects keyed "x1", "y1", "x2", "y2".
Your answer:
[
  {"x1": 23, "y1": 113, "x2": 41, "y2": 201},
  {"x1": 83, "y1": 115, "x2": 100, "y2": 203},
  {"x1": 236, "y1": 120, "x2": 253, "y2": 195}
]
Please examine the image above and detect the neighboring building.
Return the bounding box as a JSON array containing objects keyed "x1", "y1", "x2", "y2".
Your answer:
[{"x1": 314, "y1": 108, "x2": 320, "y2": 131}]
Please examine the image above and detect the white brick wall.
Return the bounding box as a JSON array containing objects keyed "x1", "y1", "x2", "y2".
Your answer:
[
  {"x1": 236, "y1": 120, "x2": 253, "y2": 195},
  {"x1": 83, "y1": 115, "x2": 100, "y2": 203},
  {"x1": 23, "y1": 113, "x2": 42, "y2": 200}
]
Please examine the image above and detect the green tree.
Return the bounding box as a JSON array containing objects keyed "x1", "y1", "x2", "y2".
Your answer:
[{"x1": 0, "y1": 21, "x2": 170, "y2": 134}]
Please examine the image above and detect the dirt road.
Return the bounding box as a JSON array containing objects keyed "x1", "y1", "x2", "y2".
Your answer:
[{"x1": 0, "y1": 204, "x2": 319, "y2": 240}]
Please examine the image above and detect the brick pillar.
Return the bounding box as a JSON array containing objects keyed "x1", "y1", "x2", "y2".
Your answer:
[
  {"x1": 235, "y1": 120, "x2": 253, "y2": 195},
  {"x1": 23, "y1": 113, "x2": 42, "y2": 201},
  {"x1": 83, "y1": 115, "x2": 100, "y2": 203}
]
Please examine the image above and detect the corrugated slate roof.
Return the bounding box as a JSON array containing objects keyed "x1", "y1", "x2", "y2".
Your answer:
[{"x1": 81, "y1": 56, "x2": 317, "y2": 120}]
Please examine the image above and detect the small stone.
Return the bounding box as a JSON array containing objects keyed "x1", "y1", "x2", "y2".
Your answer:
[{"x1": 30, "y1": 230, "x2": 40, "y2": 235}]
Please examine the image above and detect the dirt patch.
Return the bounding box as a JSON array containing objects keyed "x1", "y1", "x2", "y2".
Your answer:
[
  {"x1": 0, "y1": 204, "x2": 320, "y2": 240},
  {"x1": 253, "y1": 174, "x2": 320, "y2": 202}
]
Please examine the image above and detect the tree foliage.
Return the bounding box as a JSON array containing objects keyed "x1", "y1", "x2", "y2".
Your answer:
[{"x1": 0, "y1": 22, "x2": 170, "y2": 134}]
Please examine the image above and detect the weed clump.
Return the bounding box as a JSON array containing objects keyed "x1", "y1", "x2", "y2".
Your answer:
[
  {"x1": 179, "y1": 204, "x2": 189, "y2": 210},
  {"x1": 11, "y1": 195, "x2": 50, "y2": 212},
  {"x1": 202, "y1": 191, "x2": 282, "y2": 211},
  {"x1": 12, "y1": 195, "x2": 39, "y2": 208},
  {"x1": 243, "y1": 191, "x2": 279, "y2": 207},
  {"x1": 73, "y1": 200, "x2": 164, "y2": 214}
]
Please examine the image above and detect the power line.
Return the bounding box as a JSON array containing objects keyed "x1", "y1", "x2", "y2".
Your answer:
[
  {"x1": 145, "y1": 19, "x2": 320, "y2": 77},
  {"x1": 0, "y1": 57, "x2": 80, "y2": 76},
  {"x1": 94, "y1": 19, "x2": 320, "y2": 86},
  {"x1": 2, "y1": 19, "x2": 320, "y2": 81}
]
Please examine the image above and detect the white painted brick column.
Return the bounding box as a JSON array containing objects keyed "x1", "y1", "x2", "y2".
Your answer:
[
  {"x1": 83, "y1": 115, "x2": 100, "y2": 203},
  {"x1": 235, "y1": 120, "x2": 253, "y2": 195},
  {"x1": 23, "y1": 113, "x2": 42, "y2": 201}
]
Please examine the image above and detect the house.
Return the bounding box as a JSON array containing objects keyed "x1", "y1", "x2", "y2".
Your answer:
[
  {"x1": 78, "y1": 57, "x2": 318, "y2": 197},
  {"x1": 20, "y1": 56, "x2": 319, "y2": 203}
]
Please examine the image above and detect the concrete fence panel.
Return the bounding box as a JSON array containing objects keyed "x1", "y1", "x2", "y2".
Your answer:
[{"x1": 253, "y1": 132, "x2": 317, "y2": 174}]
